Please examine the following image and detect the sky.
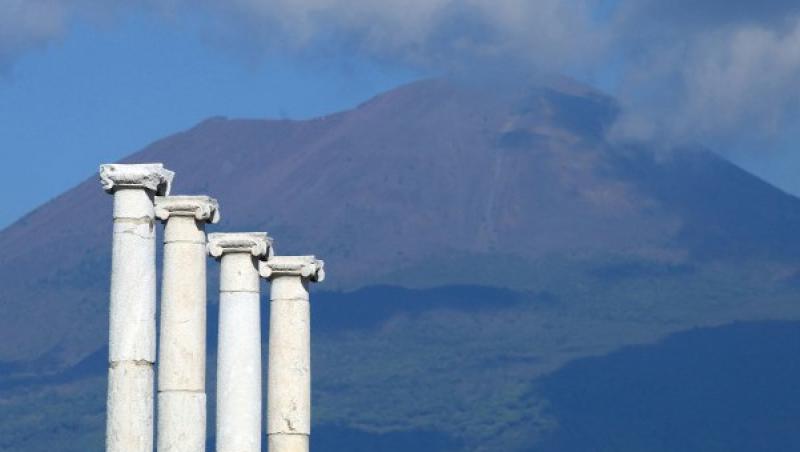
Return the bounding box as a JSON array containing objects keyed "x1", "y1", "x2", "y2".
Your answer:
[{"x1": 2, "y1": 0, "x2": 800, "y2": 228}]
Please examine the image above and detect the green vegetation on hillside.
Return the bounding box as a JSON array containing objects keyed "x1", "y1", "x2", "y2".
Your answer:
[{"x1": 3, "y1": 256, "x2": 798, "y2": 451}]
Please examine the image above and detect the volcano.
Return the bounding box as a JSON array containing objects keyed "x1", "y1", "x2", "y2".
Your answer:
[{"x1": 2, "y1": 78, "x2": 800, "y2": 452}]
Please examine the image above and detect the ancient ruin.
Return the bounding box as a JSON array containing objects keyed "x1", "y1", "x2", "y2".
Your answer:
[
  {"x1": 100, "y1": 163, "x2": 323, "y2": 452},
  {"x1": 261, "y1": 256, "x2": 324, "y2": 452},
  {"x1": 156, "y1": 196, "x2": 219, "y2": 451},
  {"x1": 209, "y1": 232, "x2": 272, "y2": 452}
]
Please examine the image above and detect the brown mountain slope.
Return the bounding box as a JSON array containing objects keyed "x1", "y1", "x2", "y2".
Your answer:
[{"x1": 1, "y1": 77, "x2": 799, "y2": 371}]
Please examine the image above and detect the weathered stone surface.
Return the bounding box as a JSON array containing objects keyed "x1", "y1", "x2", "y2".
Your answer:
[
  {"x1": 207, "y1": 232, "x2": 272, "y2": 259},
  {"x1": 267, "y1": 290, "x2": 311, "y2": 435},
  {"x1": 107, "y1": 362, "x2": 154, "y2": 452},
  {"x1": 156, "y1": 195, "x2": 218, "y2": 452},
  {"x1": 158, "y1": 240, "x2": 208, "y2": 390},
  {"x1": 216, "y1": 290, "x2": 263, "y2": 452},
  {"x1": 219, "y1": 252, "x2": 262, "y2": 293},
  {"x1": 111, "y1": 188, "x2": 158, "y2": 220},
  {"x1": 210, "y1": 232, "x2": 272, "y2": 452},
  {"x1": 157, "y1": 392, "x2": 206, "y2": 452},
  {"x1": 258, "y1": 255, "x2": 324, "y2": 282},
  {"x1": 268, "y1": 434, "x2": 309, "y2": 452},
  {"x1": 100, "y1": 163, "x2": 174, "y2": 195},
  {"x1": 157, "y1": 195, "x2": 218, "y2": 391},
  {"x1": 155, "y1": 195, "x2": 220, "y2": 223},
  {"x1": 101, "y1": 163, "x2": 172, "y2": 452},
  {"x1": 261, "y1": 256, "x2": 324, "y2": 452},
  {"x1": 109, "y1": 220, "x2": 157, "y2": 363}
]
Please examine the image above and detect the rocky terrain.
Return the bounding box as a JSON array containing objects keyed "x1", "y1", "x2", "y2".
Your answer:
[{"x1": 1, "y1": 78, "x2": 799, "y2": 451}]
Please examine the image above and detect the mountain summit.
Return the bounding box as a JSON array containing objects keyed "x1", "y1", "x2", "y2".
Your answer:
[{"x1": 2, "y1": 78, "x2": 800, "y2": 451}]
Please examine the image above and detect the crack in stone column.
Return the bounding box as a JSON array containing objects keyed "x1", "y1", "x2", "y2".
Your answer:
[
  {"x1": 155, "y1": 196, "x2": 219, "y2": 452},
  {"x1": 260, "y1": 256, "x2": 325, "y2": 452},
  {"x1": 100, "y1": 163, "x2": 173, "y2": 452}
]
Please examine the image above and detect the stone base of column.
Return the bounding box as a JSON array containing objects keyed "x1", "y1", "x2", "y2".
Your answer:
[
  {"x1": 269, "y1": 434, "x2": 309, "y2": 452},
  {"x1": 157, "y1": 392, "x2": 206, "y2": 452},
  {"x1": 107, "y1": 362, "x2": 154, "y2": 452}
]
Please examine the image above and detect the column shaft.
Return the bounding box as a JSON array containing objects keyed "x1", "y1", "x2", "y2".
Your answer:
[
  {"x1": 107, "y1": 187, "x2": 157, "y2": 452},
  {"x1": 157, "y1": 214, "x2": 210, "y2": 452},
  {"x1": 267, "y1": 276, "x2": 311, "y2": 452},
  {"x1": 217, "y1": 252, "x2": 262, "y2": 452}
]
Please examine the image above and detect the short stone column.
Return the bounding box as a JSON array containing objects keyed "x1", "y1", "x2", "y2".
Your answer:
[
  {"x1": 259, "y1": 256, "x2": 325, "y2": 452},
  {"x1": 99, "y1": 163, "x2": 174, "y2": 452},
  {"x1": 208, "y1": 232, "x2": 273, "y2": 452},
  {"x1": 155, "y1": 196, "x2": 220, "y2": 452}
]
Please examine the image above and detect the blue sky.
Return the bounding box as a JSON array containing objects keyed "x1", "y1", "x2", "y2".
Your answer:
[
  {"x1": 0, "y1": 11, "x2": 420, "y2": 227},
  {"x1": 2, "y1": 0, "x2": 800, "y2": 228}
]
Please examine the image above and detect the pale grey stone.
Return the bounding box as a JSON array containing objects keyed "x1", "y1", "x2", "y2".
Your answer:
[
  {"x1": 261, "y1": 256, "x2": 324, "y2": 452},
  {"x1": 155, "y1": 195, "x2": 219, "y2": 452},
  {"x1": 268, "y1": 434, "x2": 309, "y2": 452},
  {"x1": 258, "y1": 255, "x2": 324, "y2": 282},
  {"x1": 100, "y1": 163, "x2": 174, "y2": 195},
  {"x1": 207, "y1": 232, "x2": 273, "y2": 259},
  {"x1": 155, "y1": 195, "x2": 220, "y2": 224},
  {"x1": 109, "y1": 219, "x2": 157, "y2": 363},
  {"x1": 101, "y1": 163, "x2": 173, "y2": 452},
  {"x1": 107, "y1": 362, "x2": 154, "y2": 452},
  {"x1": 157, "y1": 392, "x2": 206, "y2": 452},
  {"x1": 209, "y1": 232, "x2": 272, "y2": 452}
]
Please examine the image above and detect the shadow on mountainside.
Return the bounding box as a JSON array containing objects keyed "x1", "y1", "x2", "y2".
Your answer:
[
  {"x1": 0, "y1": 284, "x2": 532, "y2": 390},
  {"x1": 532, "y1": 320, "x2": 800, "y2": 452}
]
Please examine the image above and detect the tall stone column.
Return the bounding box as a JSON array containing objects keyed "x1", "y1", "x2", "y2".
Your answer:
[
  {"x1": 99, "y1": 163, "x2": 174, "y2": 452},
  {"x1": 155, "y1": 196, "x2": 220, "y2": 452},
  {"x1": 259, "y1": 256, "x2": 325, "y2": 452},
  {"x1": 208, "y1": 232, "x2": 273, "y2": 452}
]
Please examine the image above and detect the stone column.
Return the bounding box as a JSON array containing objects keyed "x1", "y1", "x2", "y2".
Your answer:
[
  {"x1": 259, "y1": 256, "x2": 325, "y2": 452},
  {"x1": 208, "y1": 232, "x2": 273, "y2": 452},
  {"x1": 99, "y1": 163, "x2": 174, "y2": 452},
  {"x1": 155, "y1": 196, "x2": 220, "y2": 452}
]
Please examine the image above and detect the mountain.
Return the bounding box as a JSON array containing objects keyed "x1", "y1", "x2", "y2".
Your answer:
[
  {"x1": 534, "y1": 320, "x2": 800, "y2": 452},
  {"x1": 1, "y1": 78, "x2": 800, "y2": 451}
]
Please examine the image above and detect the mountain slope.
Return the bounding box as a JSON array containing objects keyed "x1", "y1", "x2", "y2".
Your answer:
[
  {"x1": 3, "y1": 78, "x2": 799, "y2": 368},
  {"x1": 2, "y1": 78, "x2": 800, "y2": 451},
  {"x1": 534, "y1": 321, "x2": 800, "y2": 452}
]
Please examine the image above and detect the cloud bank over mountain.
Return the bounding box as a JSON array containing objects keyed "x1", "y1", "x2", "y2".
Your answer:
[
  {"x1": 2, "y1": 0, "x2": 800, "y2": 148},
  {"x1": 610, "y1": 0, "x2": 800, "y2": 145}
]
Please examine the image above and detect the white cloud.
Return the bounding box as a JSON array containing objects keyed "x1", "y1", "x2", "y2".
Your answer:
[
  {"x1": 192, "y1": 0, "x2": 604, "y2": 73},
  {"x1": 0, "y1": 0, "x2": 70, "y2": 68},
  {"x1": 610, "y1": 4, "x2": 800, "y2": 146},
  {"x1": 0, "y1": 0, "x2": 605, "y2": 77},
  {"x1": 2, "y1": 0, "x2": 800, "y2": 153},
  {"x1": 0, "y1": 0, "x2": 174, "y2": 71}
]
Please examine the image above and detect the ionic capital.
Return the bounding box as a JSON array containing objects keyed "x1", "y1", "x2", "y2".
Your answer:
[
  {"x1": 259, "y1": 256, "x2": 325, "y2": 282},
  {"x1": 155, "y1": 196, "x2": 220, "y2": 223},
  {"x1": 99, "y1": 163, "x2": 174, "y2": 195},
  {"x1": 207, "y1": 232, "x2": 273, "y2": 259}
]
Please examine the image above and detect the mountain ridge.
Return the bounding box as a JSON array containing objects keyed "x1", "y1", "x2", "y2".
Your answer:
[
  {"x1": 2, "y1": 77, "x2": 800, "y2": 451},
  {"x1": 2, "y1": 77, "x2": 800, "y2": 365}
]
